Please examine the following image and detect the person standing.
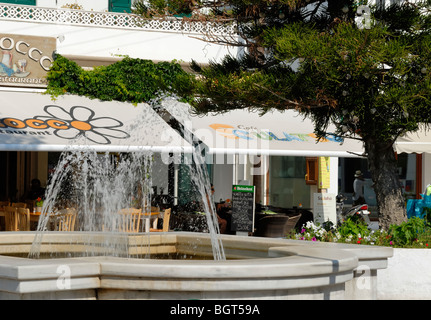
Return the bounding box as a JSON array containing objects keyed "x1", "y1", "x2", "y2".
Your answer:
[{"x1": 353, "y1": 170, "x2": 366, "y2": 206}]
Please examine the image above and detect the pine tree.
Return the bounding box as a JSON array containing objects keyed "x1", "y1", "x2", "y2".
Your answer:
[{"x1": 139, "y1": 0, "x2": 431, "y2": 229}]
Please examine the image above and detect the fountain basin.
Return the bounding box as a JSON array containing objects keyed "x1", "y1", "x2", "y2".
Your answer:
[{"x1": 0, "y1": 232, "x2": 392, "y2": 300}]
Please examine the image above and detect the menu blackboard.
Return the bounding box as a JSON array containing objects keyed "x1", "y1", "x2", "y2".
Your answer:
[{"x1": 231, "y1": 185, "x2": 255, "y2": 232}]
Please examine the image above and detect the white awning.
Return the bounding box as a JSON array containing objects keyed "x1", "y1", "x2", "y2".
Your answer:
[
  {"x1": 0, "y1": 90, "x2": 191, "y2": 153},
  {"x1": 163, "y1": 100, "x2": 365, "y2": 158},
  {"x1": 395, "y1": 126, "x2": 431, "y2": 154}
]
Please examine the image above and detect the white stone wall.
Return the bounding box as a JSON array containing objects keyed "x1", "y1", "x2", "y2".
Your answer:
[{"x1": 377, "y1": 248, "x2": 431, "y2": 299}]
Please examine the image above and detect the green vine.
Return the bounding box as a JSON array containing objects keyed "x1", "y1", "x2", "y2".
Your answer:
[{"x1": 45, "y1": 55, "x2": 196, "y2": 105}]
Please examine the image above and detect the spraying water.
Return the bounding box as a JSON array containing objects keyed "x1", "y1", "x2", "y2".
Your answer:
[
  {"x1": 156, "y1": 97, "x2": 225, "y2": 261},
  {"x1": 29, "y1": 146, "x2": 153, "y2": 258},
  {"x1": 29, "y1": 97, "x2": 225, "y2": 260}
]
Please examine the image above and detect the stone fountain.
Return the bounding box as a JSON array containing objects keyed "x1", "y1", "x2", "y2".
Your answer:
[
  {"x1": 0, "y1": 97, "x2": 392, "y2": 300},
  {"x1": 0, "y1": 231, "x2": 392, "y2": 300}
]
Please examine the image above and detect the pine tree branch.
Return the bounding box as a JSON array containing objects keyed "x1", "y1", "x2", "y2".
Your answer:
[{"x1": 252, "y1": 83, "x2": 335, "y2": 110}]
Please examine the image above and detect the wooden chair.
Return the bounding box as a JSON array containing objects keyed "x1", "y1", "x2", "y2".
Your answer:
[
  {"x1": 17, "y1": 207, "x2": 31, "y2": 231},
  {"x1": 150, "y1": 208, "x2": 171, "y2": 232},
  {"x1": 4, "y1": 206, "x2": 18, "y2": 231},
  {"x1": 0, "y1": 201, "x2": 10, "y2": 231},
  {"x1": 50, "y1": 208, "x2": 77, "y2": 231},
  {"x1": 12, "y1": 202, "x2": 27, "y2": 208},
  {"x1": 0, "y1": 201, "x2": 10, "y2": 209},
  {"x1": 118, "y1": 208, "x2": 142, "y2": 232}
]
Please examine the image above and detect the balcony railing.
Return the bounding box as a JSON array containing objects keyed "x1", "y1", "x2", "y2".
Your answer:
[{"x1": 0, "y1": 4, "x2": 236, "y2": 35}]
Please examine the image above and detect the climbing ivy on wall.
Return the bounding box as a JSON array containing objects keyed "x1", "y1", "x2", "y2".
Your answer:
[{"x1": 45, "y1": 55, "x2": 196, "y2": 105}]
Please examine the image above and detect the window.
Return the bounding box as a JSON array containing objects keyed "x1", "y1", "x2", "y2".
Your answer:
[
  {"x1": 397, "y1": 153, "x2": 421, "y2": 200},
  {"x1": 109, "y1": 0, "x2": 131, "y2": 13},
  {"x1": 338, "y1": 154, "x2": 421, "y2": 207},
  {"x1": 305, "y1": 157, "x2": 318, "y2": 185},
  {"x1": 269, "y1": 156, "x2": 311, "y2": 208},
  {"x1": 0, "y1": 0, "x2": 35, "y2": 5},
  {"x1": 338, "y1": 157, "x2": 376, "y2": 206}
]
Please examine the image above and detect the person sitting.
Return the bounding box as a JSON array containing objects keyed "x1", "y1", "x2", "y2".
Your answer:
[
  {"x1": 211, "y1": 184, "x2": 227, "y2": 234},
  {"x1": 217, "y1": 199, "x2": 233, "y2": 234},
  {"x1": 25, "y1": 179, "x2": 45, "y2": 200}
]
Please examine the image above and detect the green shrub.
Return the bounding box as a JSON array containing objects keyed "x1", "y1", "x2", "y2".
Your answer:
[
  {"x1": 388, "y1": 217, "x2": 431, "y2": 248},
  {"x1": 45, "y1": 55, "x2": 196, "y2": 105},
  {"x1": 289, "y1": 215, "x2": 431, "y2": 248}
]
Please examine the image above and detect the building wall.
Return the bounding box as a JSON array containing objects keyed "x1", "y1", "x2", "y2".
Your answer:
[
  {"x1": 0, "y1": 3, "x2": 237, "y2": 65},
  {"x1": 212, "y1": 156, "x2": 234, "y2": 202},
  {"x1": 37, "y1": 0, "x2": 110, "y2": 11}
]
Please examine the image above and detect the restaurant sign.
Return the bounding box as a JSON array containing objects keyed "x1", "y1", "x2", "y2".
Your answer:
[
  {"x1": 0, "y1": 34, "x2": 56, "y2": 88},
  {"x1": 231, "y1": 185, "x2": 255, "y2": 233}
]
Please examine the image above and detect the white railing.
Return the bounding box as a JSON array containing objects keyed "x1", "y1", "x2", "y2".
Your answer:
[{"x1": 0, "y1": 4, "x2": 236, "y2": 35}]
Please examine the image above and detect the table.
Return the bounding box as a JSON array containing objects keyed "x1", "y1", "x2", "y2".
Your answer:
[
  {"x1": 142, "y1": 211, "x2": 161, "y2": 232},
  {"x1": 0, "y1": 210, "x2": 41, "y2": 218},
  {"x1": 30, "y1": 211, "x2": 42, "y2": 222}
]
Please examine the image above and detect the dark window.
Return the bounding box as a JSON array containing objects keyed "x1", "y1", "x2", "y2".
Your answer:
[
  {"x1": 0, "y1": 0, "x2": 36, "y2": 5},
  {"x1": 109, "y1": 0, "x2": 131, "y2": 13}
]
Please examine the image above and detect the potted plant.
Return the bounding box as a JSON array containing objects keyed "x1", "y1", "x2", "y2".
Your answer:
[{"x1": 35, "y1": 197, "x2": 43, "y2": 212}]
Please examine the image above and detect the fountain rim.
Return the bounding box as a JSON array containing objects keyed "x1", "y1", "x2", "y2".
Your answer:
[
  {"x1": 0, "y1": 231, "x2": 394, "y2": 297},
  {"x1": 0, "y1": 231, "x2": 393, "y2": 274}
]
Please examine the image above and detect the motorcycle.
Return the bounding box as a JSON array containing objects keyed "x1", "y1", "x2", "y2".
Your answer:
[{"x1": 336, "y1": 194, "x2": 371, "y2": 227}]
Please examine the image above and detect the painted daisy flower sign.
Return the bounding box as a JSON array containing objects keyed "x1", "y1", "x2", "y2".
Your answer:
[
  {"x1": 0, "y1": 91, "x2": 190, "y2": 153},
  {"x1": 37, "y1": 105, "x2": 130, "y2": 145}
]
